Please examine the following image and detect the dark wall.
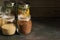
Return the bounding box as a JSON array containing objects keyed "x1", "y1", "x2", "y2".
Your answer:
[
  {"x1": 0, "y1": 0, "x2": 60, "y2": 17},
  {"x1": 30, "y1": 0, "x2": 60, "y2": 17}
]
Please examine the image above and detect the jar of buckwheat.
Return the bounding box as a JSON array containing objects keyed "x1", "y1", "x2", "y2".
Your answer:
[{"x1": 17, "y1": 3, "x2": 32, "y2": 35}]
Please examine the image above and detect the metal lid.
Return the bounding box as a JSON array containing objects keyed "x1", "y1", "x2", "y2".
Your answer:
[{"x1": 18, "y1": 4, "x2": 29, "y2": 10}]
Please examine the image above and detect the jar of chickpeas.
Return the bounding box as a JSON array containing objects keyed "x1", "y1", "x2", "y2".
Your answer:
[
  {"x1": 1, "y1": 1, "x2": 16, "y2": 35},
  {"x1": 1, "y1": 15, "x2": 16, "y2": 35}
]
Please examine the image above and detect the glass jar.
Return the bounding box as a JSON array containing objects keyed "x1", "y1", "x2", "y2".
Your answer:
[
  {"x1": 17, "y1": 4, "x2": 32, "y2": 35},
  {"x1": 0, "y1": 6, "x2": 6, "y2": 30},
  {"x1": 1, "y1": 15, "x2": 16, "y2": 35},
  {"x1": 1, "y1": 1, "x2": 16, "y2": 35}
]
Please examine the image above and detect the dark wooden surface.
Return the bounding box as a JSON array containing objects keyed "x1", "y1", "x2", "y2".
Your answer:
[{"x1": 0, "y1": 18, "x2": 60, "y2": 40}]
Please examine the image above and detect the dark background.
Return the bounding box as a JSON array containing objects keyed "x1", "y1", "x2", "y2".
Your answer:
[
  {"x1": 30, "y1": 0, "x2": 60, "y2": 17},
  {"x1": 0, "y1": 0, "x2": 60, "y2": 17}
]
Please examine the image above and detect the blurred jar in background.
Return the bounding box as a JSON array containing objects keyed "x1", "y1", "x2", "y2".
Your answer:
[{"x1": 0, "y1": 6, "x2": 6, "y2": 30}]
